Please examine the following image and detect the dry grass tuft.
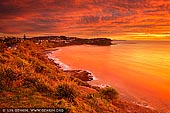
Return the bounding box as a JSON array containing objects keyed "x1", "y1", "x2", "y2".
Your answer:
[
  {"x1": 100, "y1": 87, "x2": 119, "y2": 101},
  {"x1": 56, "y1": 82, "x2": 78, "y2": 101}
]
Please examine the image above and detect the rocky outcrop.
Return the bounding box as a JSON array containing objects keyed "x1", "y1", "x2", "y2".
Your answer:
[{"x1": 64, "y1": 70, "x2": 93, "y2": 81}]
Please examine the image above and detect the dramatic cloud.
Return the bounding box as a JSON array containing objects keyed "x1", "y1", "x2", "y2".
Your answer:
[{"x1": 0, "y1": 0, "x2": 170, "y2": 40}]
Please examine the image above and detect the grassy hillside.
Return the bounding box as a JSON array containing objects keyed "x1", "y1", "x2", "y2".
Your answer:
[
  {"x1": 0, "y1": 39, "x2": 159, "y2": 113},
  {"x1": 0, "y1": 40, "x2": 120, "y2": 112}
]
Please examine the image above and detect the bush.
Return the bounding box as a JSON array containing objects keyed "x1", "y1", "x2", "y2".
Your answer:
[
  {"x1": 35, "y1": 80, "x2": 52, "y2": 93},
  {"x1": 100, "y1": 87, "x2": 118, "y2": 101},
  {"x1": 56, "y1": 83, "x2": 78, "y2": 101},
  {"x1": 0, "y1": 57, "x2": 6, "y2": 64},
  {"x1": 30, "y1": 59, "x2": 47, "y2": 73},
  {"x1": 23, "y1": 77, "x2": 53, "y2": 93},
  {"x1": 15, "y1": 59, "x2": 24, "y2": 68},
  {"x1": 0, "y1": 67, "x2": 16, "y2": 87},
  {"x1": 91, "y1": 86, "x2": 101, "y2": 91},
  {"x1": 35, "y1": 65, "x2": 45, "y2": 73},
  {"x1": 0, "y1": 81, "x2": 3, "y2": 92},
  {"x1": 0, "y1": 41, "x2": 7, "y2": 52}
]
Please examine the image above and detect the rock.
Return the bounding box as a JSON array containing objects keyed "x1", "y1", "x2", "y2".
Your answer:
[{"x1": 64, "y1": 70, "x2": 93, "y2": 81}]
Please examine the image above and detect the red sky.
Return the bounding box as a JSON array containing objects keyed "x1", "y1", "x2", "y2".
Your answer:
[{"x1": 0, "y1": 0, "x2": 170, "y2": 40}]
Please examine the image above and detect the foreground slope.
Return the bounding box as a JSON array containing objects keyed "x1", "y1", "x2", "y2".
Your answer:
[{"x1": 0, "y1": 39, "x2": 159, "y2": 113}]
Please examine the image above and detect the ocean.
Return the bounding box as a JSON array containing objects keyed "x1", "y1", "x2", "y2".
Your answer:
[{"x1": 51, "y1": 40, "x2": 170, "y2": 112}]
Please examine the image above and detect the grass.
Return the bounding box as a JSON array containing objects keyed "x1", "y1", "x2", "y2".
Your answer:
[
  {"x1": 100, "y1": 87, "x2": 119, "y2": 101},
  {"x1": 0, "y1": 39, "x2": 120, "y2": 112},
  {"x1": 56, "y1": 83, "x2": 78, "y2": 101},
  {"x1": 0, "y1": 66, "x2": 17, "y2": 88}
]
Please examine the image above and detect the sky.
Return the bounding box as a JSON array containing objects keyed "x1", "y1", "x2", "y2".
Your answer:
[{"x1": 0, "y1": 0, "x2": 170, "y2": 40}]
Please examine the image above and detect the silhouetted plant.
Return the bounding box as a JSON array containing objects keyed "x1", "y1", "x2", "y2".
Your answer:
[{"x1": 23, "y1": 34, "x2": 26, "y2": 40}]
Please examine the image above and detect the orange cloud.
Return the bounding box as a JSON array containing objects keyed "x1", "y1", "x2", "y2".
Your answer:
[{"x1": 0, "y1": 0, "x2": 170, "y2": 40}]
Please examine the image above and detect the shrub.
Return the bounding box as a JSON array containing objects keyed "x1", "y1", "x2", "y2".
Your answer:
[
  {"x1": 100, "y1": 87, "x2": 118, "y2": 101},
  {"x1": 0, "y1": 66, "x2": 25, "y2": 89},
  {"x1": 23, "y1": 77, "x2": 53, "y2": 93},
  {"x1": 56, "y1": 83, "x2": 78, "y2": 101},
  {"x1": 0, "y1": 81, "x2": 3, "y2": 92},
  {"x1": 0, "y1": 58, "x2": 6, "y2": 64},
  {"x1": 91, "y1": 86, "x2": 101, "y2": 91},
  {"x1": 0, "y1": 66, "x2": 16, "y2": 87},
  {"x1": 14, "y1": 58, "x2": 29, "y2": 69},
  {"x1": 2, "y1": 53, "x2": 10, "y2": 58},
  {"x1": 30, "y1": 59, "x2": 47, "y2": 73},
  {"x1": 35, "y1": 65, "x2": 45, "y2": 73},
  {"x1": 35, "y1": 80, "x2": 52, "y2": 93},
  {"x1": 0, "y1": 41, "x2": 7, "y2": 52},
  {"x1": 15, "y1": 59, "x2": 24, "y2": 68}
]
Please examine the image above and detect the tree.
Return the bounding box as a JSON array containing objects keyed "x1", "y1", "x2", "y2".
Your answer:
[{"x1": 23, "y1": 34, "x2": 26, "y2": 40}]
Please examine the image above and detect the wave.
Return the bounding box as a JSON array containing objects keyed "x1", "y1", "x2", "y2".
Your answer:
[
  {"x1": 46, "y1": 49, "x2": 97, "y2": 80},
  {"x1": 47, "y1": 51, "x2": 71, "y2": 70}
]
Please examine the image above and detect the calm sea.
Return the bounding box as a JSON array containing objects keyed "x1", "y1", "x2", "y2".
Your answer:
[{"x1": 51, "y1": 40, "x2": 170, "y2": 112}]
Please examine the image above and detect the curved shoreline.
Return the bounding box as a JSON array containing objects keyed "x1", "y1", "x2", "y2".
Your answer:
[
  {"x1": 45, "y1": 47, "x2": 160, "y2": 112},
  {"x1": 46, "y1": 49, "x2": 98, "y2": 82}
]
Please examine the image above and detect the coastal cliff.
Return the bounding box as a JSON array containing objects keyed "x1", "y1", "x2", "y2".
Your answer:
[
  {"x1": 28, "y1": 36, "x2": 112, "y2": 47},
  {"x1": 0, "y1": 37, "x2": 159, "y2": 113}
]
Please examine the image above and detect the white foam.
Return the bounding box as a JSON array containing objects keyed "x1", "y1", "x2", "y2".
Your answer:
[
  {"x1": 46, "y1": 49, "x2": 97, "y2": 80},
  {"x1": 47, "y1": 52, "x2": 71, "y2": 70},
  {"x1": 54, "y1": 58, "x2": 72, "y2": 70},
  {"x1": 133, "y1": 101, "x2": 155, "y2": 110},
  {"x1": 95, "y1": 84, "x2": 111, "y2": 88},
  {"x1": 86, "y1": 70, "x2": 98, "y2": 80}
]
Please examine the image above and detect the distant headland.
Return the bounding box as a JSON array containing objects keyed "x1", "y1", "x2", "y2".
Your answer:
[{"x1": 0, "y1": 35, "x2": 113, "y2": 47}]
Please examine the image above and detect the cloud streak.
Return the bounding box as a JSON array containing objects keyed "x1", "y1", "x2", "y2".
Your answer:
[{"x1": 0, "y1": 0, "x2": 170, "y2": 40}]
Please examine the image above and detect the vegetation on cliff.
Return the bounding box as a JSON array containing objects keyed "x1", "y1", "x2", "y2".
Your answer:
[
  {"x1": 0, "y1": 37, "x2": 159, "y2": 113},
  {"x1": 0, "y1": 38, "x2": 118, "y2": 112}
]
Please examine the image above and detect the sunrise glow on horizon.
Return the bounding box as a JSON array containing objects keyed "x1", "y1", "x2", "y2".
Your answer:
[{"x1": 0, "y1": 0, "x2": 170, "y2": 40}]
